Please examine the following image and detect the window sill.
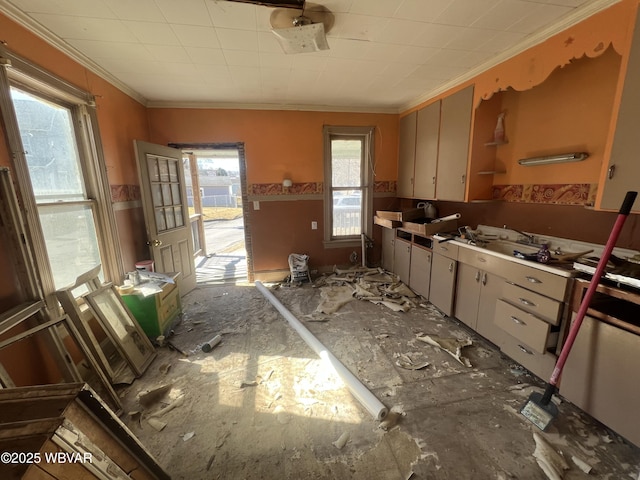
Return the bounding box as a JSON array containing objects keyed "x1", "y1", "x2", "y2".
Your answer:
[{"x1": 323, "y1": 238, "x2": 362, "y2": 249}]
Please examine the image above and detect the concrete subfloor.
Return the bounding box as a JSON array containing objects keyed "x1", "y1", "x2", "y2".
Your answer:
[{"x1": 119, "y1": 282, "x2": 640, "y2": 480}]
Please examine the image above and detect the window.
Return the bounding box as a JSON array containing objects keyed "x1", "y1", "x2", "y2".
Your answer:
[
  {"x1": 323, "y1": 126, "x2": 374, "y2": 246},
  {"x1": 0, "y1": 47, "x2": 120, "y2": 302}
]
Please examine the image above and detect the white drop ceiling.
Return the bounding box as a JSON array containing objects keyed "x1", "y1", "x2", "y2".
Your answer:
[{"x1": 0, "y1": 0, "x2": 619, "y2": 112}]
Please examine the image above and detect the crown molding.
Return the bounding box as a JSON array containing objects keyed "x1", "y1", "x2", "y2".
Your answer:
[
  {"x1": 0, "y1": 0, "x2": 148, "y2": 106},
  {"x1": 399, "y1": 0, "x2": 623, "y2": 113},
  {"x1": 146, "y1": 99, "x2": 398, "y2": 114}
]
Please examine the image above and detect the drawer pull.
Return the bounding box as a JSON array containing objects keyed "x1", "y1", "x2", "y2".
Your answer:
[
  {"x1": 475, "y1": 271, "x2": 481, "y2": 282},
  {"x1": 519, "y1": 297, "x2": 536, "y2": 307},
  {"x1": 482, "y1": 272, "x2": 487, "y2": 286},
  {"x1": 440, "y1": 246, "x2": 448, "y2": 251},
  {"x1": 518, "y1": 344, "x2": 534, "y2": 355},
  {"x1": 448, "y1": 261, "x2": 454, "y2": 273},
  {"x1": 525, "y1": 276, "x2": 542, "y2": 284},
  {"x1": 511, "y1": 316, "x2": 526, "y2": 326},
  {"x1": 477, "y1": 256, "x2": 486, "y2": 263}
]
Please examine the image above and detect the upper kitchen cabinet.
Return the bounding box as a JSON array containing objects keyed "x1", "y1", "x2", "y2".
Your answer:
[
  {"x1": 436, "y1": 85, "x2": 473, "y2": 202},
  {"x1": 397, "y1": 111, "x2": 417, "y2": 198},
  {"x1": 397, "y1": 101, "x2": 440, "y2": 199},
  {"x1": 599, "y1": 7, "x2": 640, "y2": 212},
  {"x1": 397, "y1": 86, "x2": 472, "y2": 201}
]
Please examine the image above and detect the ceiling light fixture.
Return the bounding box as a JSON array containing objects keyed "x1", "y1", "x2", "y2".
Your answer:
[
  {"x1": 269, "y1": 1, "x2": 333, "y2": 54},
  {"x1": 518, "y1": 152, "x2": 589, "y2": 166}
]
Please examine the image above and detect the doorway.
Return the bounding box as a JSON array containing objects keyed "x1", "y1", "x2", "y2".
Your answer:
[{"x1": 173, "y1": 143, "x2": 252, "y2": 284}]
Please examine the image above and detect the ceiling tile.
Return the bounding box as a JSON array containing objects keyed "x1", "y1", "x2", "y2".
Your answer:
[
  {"x1": 349, "y1": 0, "x2": 400, "y2": 17},
  {"x1": 216, "y1": 28, "x2": 259, "y2": 51},
  {"x1": 102, "y1": 0, "x2": 165, "y2": 22},
  {"x1": 434, "y1": 0, "x2": 501, "y2": 27},
  {"x1": 330, "y1": 13, "x2": 389, "y2": 42},
  {"x1": 394, "y1": 0, "x2": 453, "y2": 23},
  {"x1": 224, "y1": 50, "x2": 260, "y2": 67},
  {"x1": 445, "y1": 26, "x2": 498, "y2": 50},
  {"x1": 154, "y1": 0, "x2": 212, "y2": 26},
  {"x1": 412, "y1": 23, "x2": 466, "y2": 49},
  {"x1": 257, "y1": 31, "x2": 283, "y2": 54},
  {"x1": 66, "y1": 38, "x2": 151, "y2": 60},
  {"x1": 372, "y1": 18, "x2": 427, "y2": 45},
  {"x1": 259, "y1": 52, "x2": 294, "y2": 69},
  {"x1": 144, "y1": 44, "x2": 192, "y2": 62},
  {"x1": 327, "y1": 37, "x2": 372, "y2": 59},
  {"x1": 508, "y1": 4, "x2": 572, "y2": 34},
  {"x1": 172, "y1": 24, "x2": 221, "y2": 48},
  {"x1": 123, "y1": 20, "x2": 181, "y2": 45},
  {"x1": 185, "y1": 46, "x2": 227, "y2": 65},
  {"x1": 10, "y1": 0, "x2": 117, "y2": 18},
  {"x1": 30, "y1": 13, "x2": 138, "y2": 42},
  {"x1": 206, "y1": 1, "x2": 257, "y2": 30},
  {"x1": 476, "y1": 29, "x2": 527, "y2": 52},
  {"x1": 472, "y1": 0, "x2": 539, "y2": 31}
]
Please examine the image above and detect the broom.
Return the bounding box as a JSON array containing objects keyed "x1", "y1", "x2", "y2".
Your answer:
[{"x1": 520, "y1": 191, "x2": 637, "y2": 430}]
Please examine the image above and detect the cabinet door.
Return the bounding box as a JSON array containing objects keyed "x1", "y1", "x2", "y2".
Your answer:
[
  {"x1": 398, "y1": 111, "x2": 417, "y2": 198},
  {"x1": 409, "y1": 245, "x2": 431, "y2": 298},
  {"x1": 561, "y1": 315, "x2": 640, "y2": 447},
  {"x1": 454, "y1": 262, "x2": 481, "y2": 329},
  {"x1": 413, "y1": 101, "x2": 440, "y2": 199},
  {"x1": 393, "y1": 238, "x2": 412, "y2": 284},
  {"x1": 436, "y1": 85, "x2": 473, "y2": 201},
  {"x1": 476, "y1": 271, "x2": 508, "y2": 345},
  {"x1": 429, "y1": 253, "x2": 457, "y2": 316},
  {"x1": 600, "y1": 9, "x2": 640, "y2": 211},
  {"x1": 381, "y1": 227, "x2": 395, "y2": 272}
]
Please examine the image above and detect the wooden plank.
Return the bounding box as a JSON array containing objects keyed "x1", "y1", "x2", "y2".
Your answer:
[
  {"x1": 0, "y1": 418, "x2": 62, "y2": 440},
  {"x1": 373, "y1": 216, "x2": 400, "y2": 229},
  {"x1": 0, "y1": 301, "x2": 44, "y2": 337},
  {"x1": 39, "y1": 438, "x2": 99, "y2": 480},
  {"x1": 0, "y1": 396, "x2": 75, "y2": 423},
  {"x1": 22, "y1": 464, "x2": 59, "y2": 480},
  {"x1": 0, "y1": 383, "x2": 83, "y2": 401}
]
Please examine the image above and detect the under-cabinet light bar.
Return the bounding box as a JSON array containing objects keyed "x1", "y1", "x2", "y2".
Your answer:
[{"x1": 518, "y1": 152, "x2": 589, "y2": 166}]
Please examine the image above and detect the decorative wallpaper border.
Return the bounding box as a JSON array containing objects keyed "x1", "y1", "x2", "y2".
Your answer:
[
  {"x1": 492, "y1": 183, "x2": 597, "y2": 205},
  {"x1": 111, "y1": 184, "x2": 140, "y2": 203},
  {"x1": 247, "y1": 181, "x2": 396, "y2": 196}
]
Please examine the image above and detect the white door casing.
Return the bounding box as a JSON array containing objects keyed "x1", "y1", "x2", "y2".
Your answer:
[{"x1": 134, "y1": 140, "x2": 196, "y2": 296}]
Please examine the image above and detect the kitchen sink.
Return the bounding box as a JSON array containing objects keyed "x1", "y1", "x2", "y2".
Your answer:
[{"x1": 482, "y1": 239, "x2": 540, "y2": 257}]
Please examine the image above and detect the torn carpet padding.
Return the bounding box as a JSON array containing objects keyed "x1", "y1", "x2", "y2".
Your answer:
[
  {"x1": 314, "y1": 267, "x2": 417, "y2": 313},
  {"x1": 416, "y1": 334, "x2": 473, "y2": 367},
  {"x1": 315, "y1": 285, "x2": 355, "y2": 314}
]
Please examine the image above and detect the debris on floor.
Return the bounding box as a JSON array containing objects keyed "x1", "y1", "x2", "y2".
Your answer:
[
  {"x1": 532, "y1": 431, "x2": 570, "y2": 480},
  {"x1": 394, "y1": 352, "x2": 430, "y2": 370},
  {"x1": 416, "y1": 334, "x2": 473, "y2": 367}
]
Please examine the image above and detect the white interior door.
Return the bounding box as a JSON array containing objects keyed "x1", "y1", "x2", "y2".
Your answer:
[{"x1": 134, "y1": 141, "x2": 196, "y2": 296}]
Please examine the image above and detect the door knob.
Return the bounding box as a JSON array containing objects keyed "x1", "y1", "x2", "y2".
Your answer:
[{"x1": 147, "y1": 239, "x2": 162, "y2": 247}]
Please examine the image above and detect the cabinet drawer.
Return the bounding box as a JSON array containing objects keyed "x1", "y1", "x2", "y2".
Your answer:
[
  {"x1": 502, "y1": 282, "x2": 562, "y2": 325},
  {"x1": 458, "y1": 247, "x2": 509, "y2": 277},
  {"x1": 495, "y1": 300, "x2": 552, "y2": 354},
  {"x1": 433, "y1": 241, "x2": 458, "y2": 260},
  {"x1": 500, "y1": 333, "x2": 557, "y2": 381},
  {"x1": 500, "y1": 262, "x2": 568, "y2": 301}
]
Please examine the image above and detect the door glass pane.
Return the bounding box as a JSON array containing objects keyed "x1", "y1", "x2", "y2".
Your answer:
[
  {"x1": 11, "y1": 88, "x2": 84, "y2": 203},
  {"x1": 155, "y1": 209, "x2": 167, "y2": 232},
  {"x1": 168, "y1": 160, "x2": 178, "y2": 182},
  {"x1": 151, "y1": 184, "x2": 163, "y2": 207},
  {"x1": 38, "y1": 203, "x2": 101, "y2": 289},
  {"x1": 171, "y1": 183, "x2": 181, "y2": 205},
  {"x1": 159, "y1": 159, "x2": 169, "y2": 182},
  {"x1": 162, "y1": 184, "x2": 172, "y2": 206},
  {"x1": 331, "y1": 139, "x2": 362, "y2": 188},
  {"x1": 148, "y1": 158, "x2": 160, "y2": 182},
  {"x1": 174, "y1": 206, "x2": 184, "y2": 227},
  {"x1": 165, "y1": 208, "x2": 176, "y2": 229}
]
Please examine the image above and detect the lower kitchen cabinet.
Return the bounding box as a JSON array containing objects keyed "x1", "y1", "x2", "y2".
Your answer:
[
  {"x1": 454, "y1": 249, "x2": 508, "y2": 345},
  {"x1": 429, "y1": 241, "x2": 459, "y2": 316},
  {"x1": 560, "y1": 278, "x2": 640, "y2": 447},
  {"x1": 393, "y1": 236, "x2": 412, "y2": 285},
  {"x1": 381, "y1": 226, "x2": 395, "y2": 272},
  {"x1": 409, "y1": 244, "x2": 432, "y2": 298}
]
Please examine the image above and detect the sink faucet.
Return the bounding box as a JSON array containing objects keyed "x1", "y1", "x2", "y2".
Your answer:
[{"x1": 503, "y1": 225, "x2": 536, "y2": 245}]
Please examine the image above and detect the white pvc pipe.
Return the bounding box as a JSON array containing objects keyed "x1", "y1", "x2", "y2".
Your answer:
[{"x1": 255, "y1": 281, "x2": 388, "y2": 421}]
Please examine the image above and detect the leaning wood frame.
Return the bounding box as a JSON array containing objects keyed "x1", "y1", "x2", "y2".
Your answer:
[
  {"x1": 0, "y1": 301, "x2": 122, "y2": 413},
  {"x1": 56, "y1": 266, "x2": 136, "y2": 385},
  {"x1": 84, "y1": 284, "x2": 156, "y2": 376}
]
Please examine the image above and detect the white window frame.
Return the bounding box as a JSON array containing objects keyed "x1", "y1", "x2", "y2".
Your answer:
[
  {"x1": 323, "y1": 125, "x2": 374, "y2": 248},
  {"x1": 0, "y1": 46, "x2": 122, "y2": 307}
]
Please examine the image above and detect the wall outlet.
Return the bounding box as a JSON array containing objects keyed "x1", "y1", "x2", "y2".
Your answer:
[
  {"x1": 311, "y1": 221, "x2": 317, "y2": 230},
  {"x1": 253, "y1": 201, "x2": 260, "y2": 210}
]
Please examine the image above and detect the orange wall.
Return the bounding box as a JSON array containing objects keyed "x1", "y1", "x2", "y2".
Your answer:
[{"x1": 147, "y1": 108, "x2": 398, "y2": 183}]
